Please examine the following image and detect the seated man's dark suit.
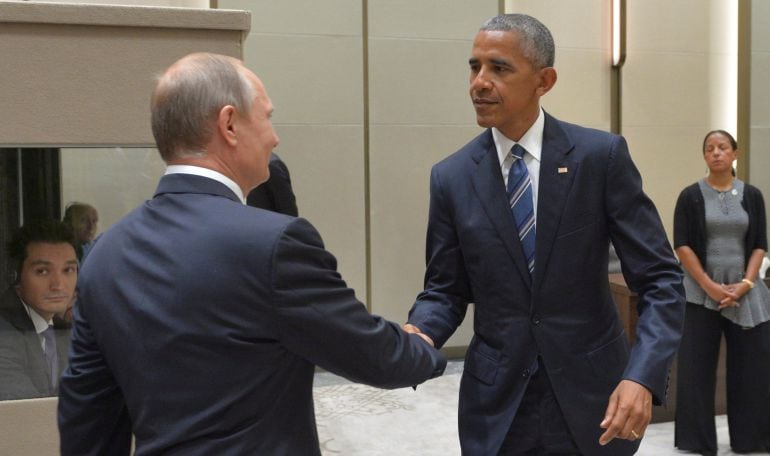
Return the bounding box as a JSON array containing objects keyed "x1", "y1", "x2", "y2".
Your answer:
[
  {"x1": 0, "y1": 288, "x2": 70, "y2": 400},
  {"x1": 58, "y1": 173, "x2": 445, "y2": 455},
  {"x1": 247, "y1": 153, "x2": 298, "y2": 216}
]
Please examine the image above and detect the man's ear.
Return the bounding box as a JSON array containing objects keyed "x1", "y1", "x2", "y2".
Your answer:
[
  {"x1": 217, "y1": 105, "x2": 238, "y2": 147},
  {"x1": 536, "y1": 67, "x2": 557, "y2": 97}
]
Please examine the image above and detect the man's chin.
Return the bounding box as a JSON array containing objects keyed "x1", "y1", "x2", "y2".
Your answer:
[{"x1": 475, "y1": 115, "x2": 494, "y2": 129}]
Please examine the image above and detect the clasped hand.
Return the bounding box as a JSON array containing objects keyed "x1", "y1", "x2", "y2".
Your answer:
[{"x1": 705, "y1": 280, "x2": 749, "y2": 309}]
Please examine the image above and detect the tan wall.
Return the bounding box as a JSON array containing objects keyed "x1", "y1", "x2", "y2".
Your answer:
[
  {"x1": 0, "y1": 2, "x2": 248, "y2": 146},
  {"x1": 623, "y1": 0, "x2": 738, "y2": 237},
  {"x1": 750, "y1": 0, "x2": 770, "y2": 243}
]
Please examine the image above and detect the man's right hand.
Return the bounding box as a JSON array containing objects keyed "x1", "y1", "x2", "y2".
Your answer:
[{"x1": 403, "y1": 323, "x2": 435, "y2": 347}]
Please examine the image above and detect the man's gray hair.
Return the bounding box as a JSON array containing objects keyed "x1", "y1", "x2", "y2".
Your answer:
[
  {"x1": 151, "y1": 53, "x2": 256, "y2": 161},
  {"x1": 480, "y1": 14, "x2": 555, "y2": 69}
]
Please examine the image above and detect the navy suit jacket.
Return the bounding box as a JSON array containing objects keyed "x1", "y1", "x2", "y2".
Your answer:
[
  {"x1": 0, "y1": 289, "x2": 70, "y2": 400},
  {"x1": 408, "y1": 113, "x2": 685, "y2": 455},
  {"x1": 58, "y1": 173, "x2": 445, "y2": 456}
]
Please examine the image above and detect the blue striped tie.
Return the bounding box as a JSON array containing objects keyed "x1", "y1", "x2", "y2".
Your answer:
[{"x1": 507, "y1": 144, "x2": 536, "y2": 274}]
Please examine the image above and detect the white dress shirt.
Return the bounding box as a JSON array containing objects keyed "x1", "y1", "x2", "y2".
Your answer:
[
  {"x1": 21, "y1": 299, "x2": 53, "y2": 352},
  {"x1": 165, "y1": 165, "x2": 246, "y2": 204}
]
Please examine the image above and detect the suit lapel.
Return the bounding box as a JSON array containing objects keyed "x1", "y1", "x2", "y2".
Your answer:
[
  {"x1": 470, "y1": 131, "x2": 533, "y2": 286},
  {"x1": 533, "y1": 114, "x2": 577, "y2": 288},
  {"x1": 9, "y1": 299, "x2": 54, "y2": 393}
]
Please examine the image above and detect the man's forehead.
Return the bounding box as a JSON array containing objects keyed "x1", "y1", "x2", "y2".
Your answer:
[{"x1": 25, "y1": 242, "x2": 77, "y2": 260}]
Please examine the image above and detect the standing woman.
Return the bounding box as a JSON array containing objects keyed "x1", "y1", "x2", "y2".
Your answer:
[{"x1": 673, "y1": 130, "x2": 770, "y2": 455}]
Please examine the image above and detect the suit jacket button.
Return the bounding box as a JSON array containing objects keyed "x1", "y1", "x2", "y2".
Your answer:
[
  {"x1": 531, "y1": 315, "x2": 541, "y2": 325},
  {"x1": 522, "y1": 369, "x2": 530, "y2": 378}
]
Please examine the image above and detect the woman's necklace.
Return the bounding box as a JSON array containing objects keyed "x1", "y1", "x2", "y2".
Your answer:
[{"x1": 707, "y1": 177, "x2": 736, "y2": 214}]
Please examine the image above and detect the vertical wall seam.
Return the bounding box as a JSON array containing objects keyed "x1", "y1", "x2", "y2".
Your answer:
[
  {"x1": 362, "y1": 0, "x2": 372, "y2": 311},
  {"x1": 737, "y1": 0, "x2": 751, "y2": 182}
]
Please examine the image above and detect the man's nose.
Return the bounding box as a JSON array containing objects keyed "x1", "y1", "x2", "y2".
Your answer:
[
  {"x1": 49, "y1": 273, "x2": 64, "y2": 290},
  {"x1": 471, "y1": 69, "x2": 492, "y2": 91}
]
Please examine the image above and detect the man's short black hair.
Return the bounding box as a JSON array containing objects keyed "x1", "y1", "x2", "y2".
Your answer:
[{"x1": 7, "y1": 219, "x2": 77, "y2": 284}]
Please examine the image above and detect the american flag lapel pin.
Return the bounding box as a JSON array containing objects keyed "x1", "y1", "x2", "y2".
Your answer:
[{"x1": 557, "y1": 166, "x2": 568, "y2": 174}]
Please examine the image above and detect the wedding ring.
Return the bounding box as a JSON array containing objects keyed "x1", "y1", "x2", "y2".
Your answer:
[{"x1": 630, "y1": 429, "x2": 640, "y2": 439}]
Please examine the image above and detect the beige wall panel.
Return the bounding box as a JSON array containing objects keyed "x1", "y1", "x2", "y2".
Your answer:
[
  {"x1": 751, "y1": 52, "x2": 770, "y2": 127},
  {"x1": 544, "y1": 49, "x2": 611, "y2": 131},
  {"x1": 749, "y1": 127, "x2": 770, "y2": 200},
  {"x1": 507, "y1": 0, "x2": 609, "y2": 50},
  {"x1": 626, "y1": 0, "x2": 709, "y2": 53},
  {"x1": 223, "y1": 0, "x2": 361, "y2": 36},
  {"x1": 369, "y1": 125, "x2": 482, "y2": 346},
  {"x1": 369, "y1": 0, "x2": 497, "y2": 40},
  {"x1": 0, "y1": 2, "x2": 248, "y2": 146},
  {"x1": 754, "y1": 0, "x2": 770, "y2": 51},
  {"x1": 0, "y1": 24, "x2": 242, "y2": 146},
  {"x1": 243, "y1": 34, "x2": 363, "y2": 125},
  {"x1": 0, "y1": 398, "x2": 58, "y2": 456},
  {"x1": 369, "y1": 38, "x2": 475, "y2": 125},
  {"x1": 30, "y1": 0, "x2": 207, "y2": 6},
  {"x1": 623, "y1": 52, "x2": 710, "y2": 127},
  {"x1": 623, "y1": 125, "x2": 707, "y2": 238},
  {"x1": 752, "y1": 0, "x2": 770, "y2": 243},
  {"x1": 273, "y1": 125, "x2": 367, "y2": 298}
]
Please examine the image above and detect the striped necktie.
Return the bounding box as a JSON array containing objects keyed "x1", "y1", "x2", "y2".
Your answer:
[{"x1": 507, "y1": 144, "x2": 536, "y2": 275}]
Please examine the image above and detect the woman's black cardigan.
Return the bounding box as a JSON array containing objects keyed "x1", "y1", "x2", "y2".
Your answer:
[{"x1": 673, "y1": 181, "x2": 768, "y2": 269}]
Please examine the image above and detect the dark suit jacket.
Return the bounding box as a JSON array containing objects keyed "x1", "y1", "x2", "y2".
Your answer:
[
  {"x1": 0, "y1": 288, "x2": 70, "y2": 400},
  {"x1": 408, "y1": 113, "x2": 685, "y2": 455},
  {"x1": 246, "y1": 153, "x2": 299, "y2": 216},
  {"x1": 58, "y1": 173, "x2": 445, "y2": 456}
]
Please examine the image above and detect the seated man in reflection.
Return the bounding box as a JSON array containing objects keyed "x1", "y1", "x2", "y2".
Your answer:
[
  {"x1": 247, "y1": 152, "x2": 299, "y2": 216},
  {"x1": 62, "y1": 202, "x2": 99, "y2": 262},
  {"x1": 0, "y1": 220, "x2": 78, "y2": 400}
]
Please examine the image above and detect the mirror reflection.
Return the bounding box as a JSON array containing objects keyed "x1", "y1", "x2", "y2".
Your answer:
[{"x1": 1, "y1": 147, "x2": 163, "y2": 400}]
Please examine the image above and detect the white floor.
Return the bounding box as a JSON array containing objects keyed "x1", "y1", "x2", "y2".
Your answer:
[{"x1": 313, "y1": 362, "x2": 766, "y2": 455}]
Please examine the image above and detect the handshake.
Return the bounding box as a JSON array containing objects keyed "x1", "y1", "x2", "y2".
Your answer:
[{"x1": 402, "y1": 323, "x2": 435, "y2": 347}]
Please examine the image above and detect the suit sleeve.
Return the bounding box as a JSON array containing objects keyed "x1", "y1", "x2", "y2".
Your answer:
[
  {"x1": 57, "y1": 304, "x2": 132, "y2": 456},
  {"x1": 605, "y1": 136, "x2": 685, "y2": 405},
  {"x1": 748, "y1": 185, "x2": 768, "y2": 250},
  {"x1": 0, "y1": 326, "x2": 45, "y2": 400},
  {"x1": 672, "y1": 187, "x2": 692, "y2": 249},
  {"x1": 407, "y1": 165, "x2": 473, "y2": 348},
  {"x1": 269, "y1": 218, "x2": 446, "y2": 388}
]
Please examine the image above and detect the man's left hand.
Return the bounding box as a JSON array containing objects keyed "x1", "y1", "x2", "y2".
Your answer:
[{"x1": 598, "y1": 379, "x2": 652, "y2": 445}]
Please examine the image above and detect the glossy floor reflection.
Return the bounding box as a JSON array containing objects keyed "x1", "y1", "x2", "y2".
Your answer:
[{"x1": 313, "y1": 361, "x2": 763, "y2": 455}]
